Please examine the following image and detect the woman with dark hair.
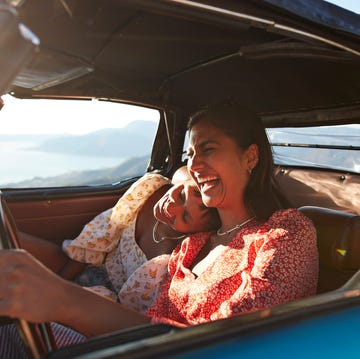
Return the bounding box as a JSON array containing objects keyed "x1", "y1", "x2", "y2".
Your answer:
[{"x1": 147, "y1": 102, "x2": 318, "y2": 325}]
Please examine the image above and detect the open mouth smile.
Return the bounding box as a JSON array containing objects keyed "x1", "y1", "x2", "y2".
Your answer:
[{"x1": 196, "y1": 175, "x2": 220, "y2": 193}]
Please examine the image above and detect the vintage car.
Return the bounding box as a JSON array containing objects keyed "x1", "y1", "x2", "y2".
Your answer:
[{"x1": 0, "y1": 0, "x2": 359, "y2": 358}]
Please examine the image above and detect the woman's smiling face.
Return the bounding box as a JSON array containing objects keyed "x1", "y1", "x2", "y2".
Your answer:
[
  {"x1": 153, "y1": 173, "x2": 217, "y2": 234},
  {"x1": 186, "y1": 119, "x2": 252, "y2": 210}
]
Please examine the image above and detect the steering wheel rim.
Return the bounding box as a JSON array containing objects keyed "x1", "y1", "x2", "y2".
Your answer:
[{"x1": 0, "y1": 192, "x2": 57, "y2": 358}]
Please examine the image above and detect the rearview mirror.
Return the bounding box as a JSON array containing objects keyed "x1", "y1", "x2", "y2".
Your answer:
[{"x1": 0, "y1": 5, "x2": 39, "y2": 95}]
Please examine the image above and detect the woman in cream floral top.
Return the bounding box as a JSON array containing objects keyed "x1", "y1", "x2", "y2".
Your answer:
[
  {"x1": 62, "y1": 169, "x2": 219, "y2": 313},
  {"x1": 18, "y1": 167, "x2": 219, "y2": 314},
  {"x1": 0, "y1": 167, "x2": 218, "y2": 355}
]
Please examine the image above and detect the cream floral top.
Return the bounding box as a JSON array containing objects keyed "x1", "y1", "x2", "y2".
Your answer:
[{"x1": 63, "y1": 173, "x2": 172, "y2": 313}]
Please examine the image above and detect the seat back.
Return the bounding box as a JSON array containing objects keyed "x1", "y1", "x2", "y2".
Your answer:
[{"x1": 299, "y1": 206, "x2": 360, "y2": 293}]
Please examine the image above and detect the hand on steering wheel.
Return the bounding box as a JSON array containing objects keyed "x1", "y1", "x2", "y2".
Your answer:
[{"x1": 0, "y1": 192, "x2": 57, "y2": 358}]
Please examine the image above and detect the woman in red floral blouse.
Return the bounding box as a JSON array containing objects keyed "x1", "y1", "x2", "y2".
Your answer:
[{"x1": 146, "y1": 102, "x2": 318, "y2": 326}]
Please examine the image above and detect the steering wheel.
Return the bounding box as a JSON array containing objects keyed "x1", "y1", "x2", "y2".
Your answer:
[{"x1": 0, "y1": 192, "x2": 57, "y2": 358}]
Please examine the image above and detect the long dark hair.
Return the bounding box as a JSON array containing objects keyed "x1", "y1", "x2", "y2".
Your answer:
[{"x1": 187, "y1": 101, "x2": 283, "y2": 221}]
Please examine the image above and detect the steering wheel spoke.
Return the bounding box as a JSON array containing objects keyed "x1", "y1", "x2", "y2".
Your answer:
[{"x1": 0, "y1": 192, "x2": 57, "y2": 358}]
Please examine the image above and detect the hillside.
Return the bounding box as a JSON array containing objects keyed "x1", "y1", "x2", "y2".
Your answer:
[
  {"x1": 4, "y1": 156, "x2": 149, "y2": 188},
  {"x1": 31, "y1": 120, "x2": 157, "y2": 157}
]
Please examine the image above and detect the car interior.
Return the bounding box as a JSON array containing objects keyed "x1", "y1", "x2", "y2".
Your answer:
[{"x1": 0, "y1": 0, "x2": 359, "y2": 358}]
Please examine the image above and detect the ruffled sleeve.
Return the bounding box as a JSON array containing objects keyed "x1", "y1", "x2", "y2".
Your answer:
[{"x1": 63, "y1": 173, "x2": 171, "y2": 265}]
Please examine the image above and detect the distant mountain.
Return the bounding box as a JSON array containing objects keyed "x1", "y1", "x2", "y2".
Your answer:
[
  {"x1": 122, "y1": 120, "x2": 158, "y2": 135},
  {"x1": 30, "y1": 120, "x2": 157, "y2": 158},
  {"x1": 4, "y1": 156, "x2": 149, "y2": 188},
  {"x1": 0, "y1": 133, "x2": 62, "y2": 142}
]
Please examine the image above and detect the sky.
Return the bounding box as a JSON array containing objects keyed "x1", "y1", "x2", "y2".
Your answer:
[
  {"x1": 0, "y1": 0, "x2": 358, "y2": 135},
  {"x1": 0, "y1": 94, "x2": 159, "y2": 135},
  {"x1": 325, "y1": 0, "x2": 360, "y2": 13}
]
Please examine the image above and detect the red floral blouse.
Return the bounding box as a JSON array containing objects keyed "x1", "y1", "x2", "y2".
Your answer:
[{"x1": 146, "y1": 208, "x2": 318, "y2": 327}]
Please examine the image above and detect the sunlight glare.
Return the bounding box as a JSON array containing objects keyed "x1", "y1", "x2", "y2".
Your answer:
[{"x1": 0, "y1": 94, "x2": 159, "y2": 135}]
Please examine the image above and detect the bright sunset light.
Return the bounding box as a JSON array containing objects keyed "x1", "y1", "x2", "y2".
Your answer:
[{"x1": 0, "y1": 94, "x2": 159, "y2": 135}]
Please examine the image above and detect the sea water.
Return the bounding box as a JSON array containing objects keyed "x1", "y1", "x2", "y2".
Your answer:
[{"x1": 0, "y1": 141, "x2": 124, "y2": 186}]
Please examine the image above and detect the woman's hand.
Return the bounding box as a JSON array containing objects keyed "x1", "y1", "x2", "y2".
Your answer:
[
  {"x1": 0, "y1": 249, "x2": 70, "y2": 323},
  {"x1": 0, "y1": 249, "x2": 151, "y2": 337}
]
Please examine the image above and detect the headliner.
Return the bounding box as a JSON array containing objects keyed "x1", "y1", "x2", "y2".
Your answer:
[{"x1": 8, "y1": 0, "x2": 360, "y2": 125}]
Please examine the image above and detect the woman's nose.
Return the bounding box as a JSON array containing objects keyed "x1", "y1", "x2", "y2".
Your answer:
[
  {"x1": 166, "y1": 199, "x2": 182, "y2": 218},
  {"x1": 167, "y1": 187, "x2": 183, "y2": 215},
  {"x1": 188, "y1": 152, "x2": 203, "y2": 172}
]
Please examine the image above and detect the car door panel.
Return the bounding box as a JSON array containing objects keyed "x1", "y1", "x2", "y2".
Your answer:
[{"x1": 3, "y1": 186, "x2": 131, "y2": 244}]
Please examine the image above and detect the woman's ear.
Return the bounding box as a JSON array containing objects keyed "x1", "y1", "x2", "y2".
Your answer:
[{"x1": 246, "y1": 144, "x2": 259, "y2": 171}]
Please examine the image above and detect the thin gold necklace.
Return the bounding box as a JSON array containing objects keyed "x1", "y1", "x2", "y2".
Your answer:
[
  {"x1": 152, "y1": 220, "x2": 186, "y2": 244},
  {"x1": 216, "y1": 216, "x2": 256, "y2": 236}
]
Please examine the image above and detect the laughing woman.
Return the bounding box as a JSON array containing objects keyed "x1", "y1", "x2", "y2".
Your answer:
[{"x1": 147, "y1": 102, "x2": 318, "y2": 325}]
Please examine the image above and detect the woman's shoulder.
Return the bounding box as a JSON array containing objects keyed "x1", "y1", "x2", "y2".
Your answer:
[
  {"x1": 123, "y1": 173, "x2": 171, "y2": 201},
  {"x1": 265, "y1": 208, "x2": 316, "y2": 236},
  {"x1": 268, "y1": 207, "x2": 310, "y2": 221},
  {"x1": 136, "y1": 172, "x2": 171, "y2": 188},
  {"x1": 248, "y1": 208, "x2": 317, "y2": 247}
]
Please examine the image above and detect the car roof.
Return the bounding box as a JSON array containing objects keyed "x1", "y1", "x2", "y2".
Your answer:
[{"x1": 9, "y1": 0, "x2": 360, "y2": 126}]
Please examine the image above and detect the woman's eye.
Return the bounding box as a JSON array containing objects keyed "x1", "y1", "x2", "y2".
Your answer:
[{"x1": 203, "y1": 147, "x2": 214, "y2": 153}]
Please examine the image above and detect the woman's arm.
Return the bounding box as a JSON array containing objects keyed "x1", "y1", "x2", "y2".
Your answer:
[
  {"x1": 0, "y1": 249, "x2": 150, "y2": 337},
  {"x1": 60, "y1": 281, "x2": 151, "y2": 336},
  {"x1": 18, "y1": 231, "x2": 85, "y2": 279}
]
